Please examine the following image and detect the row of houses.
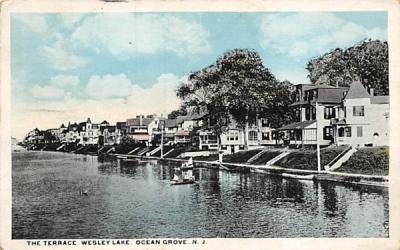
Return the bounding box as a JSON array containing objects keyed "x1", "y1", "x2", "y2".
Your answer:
[{"x1": 23, "y1": 80, "x2": 389, "y2": 153}]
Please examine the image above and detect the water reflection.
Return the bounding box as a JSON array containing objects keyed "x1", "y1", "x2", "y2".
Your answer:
[{"x1": 12, "y1": 152, "x2": 389, "y2": 239}]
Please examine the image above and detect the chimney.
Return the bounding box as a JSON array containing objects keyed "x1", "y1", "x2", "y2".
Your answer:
[{"x1": 368, "y1": 85, "x2": 374, "y2": 96}]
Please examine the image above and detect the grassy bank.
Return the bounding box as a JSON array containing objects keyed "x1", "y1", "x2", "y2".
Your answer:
[
  {"x1": 250, "y1": 151, "x2": 281, "y2": 165},
  {"x1": 275, "y1": 146, "x2": 347, "y2": 170},
  {"x1": 336, "y1": 147, "x2": 389, "y2": 176},
  {"x1": 223, "y1": 149, "x2": 261, "y2": 163}
]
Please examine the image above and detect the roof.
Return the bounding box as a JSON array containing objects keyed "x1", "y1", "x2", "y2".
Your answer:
[
  {"x1": 60, "y1": 123, "x2": 65, "y2": 128},
  {"x1": 101, "y1": 125, "x2": 116, "y2": 132},
  {"x1": 116, "y1": 122, "x2": 126, "y2": 129},
  {"x1": 306, "y1": 84, "x2": 336, "y2": 90},
  {"x1": 277, "y1": 120, "x2": 316, "y2": 130},
  {"x1": 126, "y1": 117, "x2": 154, "y2": 126},
  {"x1": 100, "y1": 120, "x2": 109, "y2": 125},
  {"x1": 314, "y1": 88, "x2": 348, "y2": 104},
  {"x1": 371, "y1": 96, "x2": 389, "y2": 104},
  {"x1": 344, "y1": 80, "x2": 370, "y2": 99},
  {"x1": 129, "y1": 134, "x2": 150, "y2": 141}
]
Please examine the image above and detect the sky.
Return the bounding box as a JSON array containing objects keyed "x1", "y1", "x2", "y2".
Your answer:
[{"x1": 11, "y1": 12, "x2": 387, "y2": 140}]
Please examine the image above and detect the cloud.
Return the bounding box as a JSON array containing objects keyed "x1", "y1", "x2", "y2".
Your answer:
[
  {"x1": 71, "y1": 13, "x2": 210, "y2": 58},
  {"x1": 30, "y1": 85, "x2": 65, "y2": 99},
  {"x1": 29, "y1": 74, "x2": 80, "y2": 100},
  {"x1": 260, "y1": 13, "x2": 387, "y2": 59},
  {"x1": 86, "y1": 74, "x2": 134, "y2": 99},
  {"x1": 13, "y1": 14, "x2": 48, "y2": 33},
  {"x1": 42, "y1": 34, "x2": 89, "y2": 70},
  {"x1": 50, "y1": 75, "x2": 80, "y2": 88},
  {"x1": 59, "y1": 13, "x2": 85, "y2": 29},
  {"x1": 15, "y1": 73, "x2": 184, "y2": 140}
]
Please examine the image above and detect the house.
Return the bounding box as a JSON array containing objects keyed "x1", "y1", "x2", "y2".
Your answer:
[
  {"x1": 126, "y1": 114, "x2": 162, "y2": 145},
  {"x1": 24, "y1": 128, "x2": 45, "y2": 147},
  {"x1": 277, "y1": 84, "x2": 348, "y2": 147},
  {"x1": 44, "y1": 128, "x2": 60, "y2": 144},
  {"x1": 77, "y1": 118, "x2": 100, "y2": 145},
  {"x1": 115, "y1": 122, "x2": 127, "y2": 144},
  {"x1": 332, "y1": 81, "x2": 389, "y2": 147},
  {"x1": 100, "y1": 125, "x2": 117, "y2": 145},
  {"x1": 162, "y1": 118, "x2": 180, "y2": 143},
  {"x1": 58, "y1": 124, "x2": 67, "y2": 143},
  {"x1": 65, "y1": 122, "x2": 79, "y2": 144},
  {"x1": 198, "y1": 115, "x2": 270, "y2": 154},
  {"x1": 277, "y1": 81, "x2": 389, "y2": 148}
]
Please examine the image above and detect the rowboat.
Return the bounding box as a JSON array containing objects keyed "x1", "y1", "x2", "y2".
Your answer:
[
  {"x1": 122, "y1": 158, "x2": 139, "y2": 162},
  {"x1": 281, "y1": 173, "x2": 314, "y2": 180},
  {"x1": 170, "y1": 158, "x2": 196, "y2": 185}
]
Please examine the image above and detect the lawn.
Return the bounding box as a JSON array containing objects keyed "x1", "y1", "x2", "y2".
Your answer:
[
  {"x1": 193, "y1": 154, "x2": 220, "y2": 161},
  {"x1": 336, "y1": 146, "x2": 389, "y2": 176},
  {"x1": 223, "y1": 149, "x2": 262, "y2": 163},
  {"x1": 275, "y1": 146, "x2": 348, "y2": 170}
]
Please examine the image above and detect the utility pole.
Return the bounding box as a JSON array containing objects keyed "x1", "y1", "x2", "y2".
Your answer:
[
  {"x1": 316, "y1": 101, "x2": 321, "y2": 172},
  {"x1": 160, "y1": 121, "x2": 164, "y2": 158}
]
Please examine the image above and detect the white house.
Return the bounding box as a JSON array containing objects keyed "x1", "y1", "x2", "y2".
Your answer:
[
  {"x1": 278, "y1": 81, "x2": 389, "y2": 148},
  {"x1": 333, "y1": 81, "x2": 389, "y2": 147},
  {"x1": 126, "y1": 114, "x2": 163, "y2": 145}
]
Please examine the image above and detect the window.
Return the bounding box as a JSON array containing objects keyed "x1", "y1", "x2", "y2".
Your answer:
[
  {"x1": 353, "y1": 106, "x2": 365, "y2": 116},
  {"x1": 228, "y1": 130, "x2": 239, "y2": 141},
  {"x1": 345, "y1": 127, "x2": 352, "y2": 137},
  {"x1": 323, "y1": 126, "x2": 333, "y2": 140},
  {"x1": 338, "y1": 127, "x2": 345, "y2": 137},
  {"x1": 248, "y1": 131, "x2": 258, "y2": 141},
  {"x1": 311, "y1": 107, "x2": 316, "y2": 120},
  {"x1": 261, "y1": 119, "x2": 269, "y2": 127},
  {"x1": 305, "y1": 108, "x2": 311, "y2": 120},
  {"x1": 357, "y1": 126, "x2": 363, "y2": 137},
  {"x1": 324, "y1": 107, "x2": 336, "y2": 119},
  {"x1": 262, "y1": 132, "x2": 270, "y2": 140}
]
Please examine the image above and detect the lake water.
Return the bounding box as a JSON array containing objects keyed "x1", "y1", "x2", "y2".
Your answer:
[{"x1": 12, "y1": 151, "x2": 389, "y2": 239}]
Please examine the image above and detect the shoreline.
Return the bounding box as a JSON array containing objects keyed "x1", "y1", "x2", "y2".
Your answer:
[
  {"x1": 103, "y1": 151, "x2": 389, "y2": 188},
  {"x1": 17, "y1": 149, "x2": 388, "y2": 188}
]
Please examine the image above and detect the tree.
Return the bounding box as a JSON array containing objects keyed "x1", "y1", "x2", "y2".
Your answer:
[
  {"x1": 168, "y1": 106, "x2": 188, "y2": 120},
  {"x1": 307, "y1": 39, "x2": 388, "y2": 95},
  {"x1": 177, "y1": 48, "x2": 296, "y2": 150},
  {"x1": 177, "y1": 64, "x2": 231, "y2": 151},
  {"x1": 215, "y1": 49, "x2": 281, "y2": 149}
]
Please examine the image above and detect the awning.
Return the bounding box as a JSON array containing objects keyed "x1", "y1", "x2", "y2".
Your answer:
[
  {"x1": 277, "y1": 120, "x2": 316, "y2": 130},
  {"x1": 175, "y1": 131, "x2": 190, "y2": 136}
]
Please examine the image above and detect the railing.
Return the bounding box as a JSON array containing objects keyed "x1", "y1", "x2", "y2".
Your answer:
[{"x1": 201, "y1": 140, "x2": 218, "y2": 144}]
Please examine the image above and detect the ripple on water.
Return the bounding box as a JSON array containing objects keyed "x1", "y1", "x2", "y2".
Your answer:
[{"x1": 12, "y1": 152, "x2": 389, "y2": 239}]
